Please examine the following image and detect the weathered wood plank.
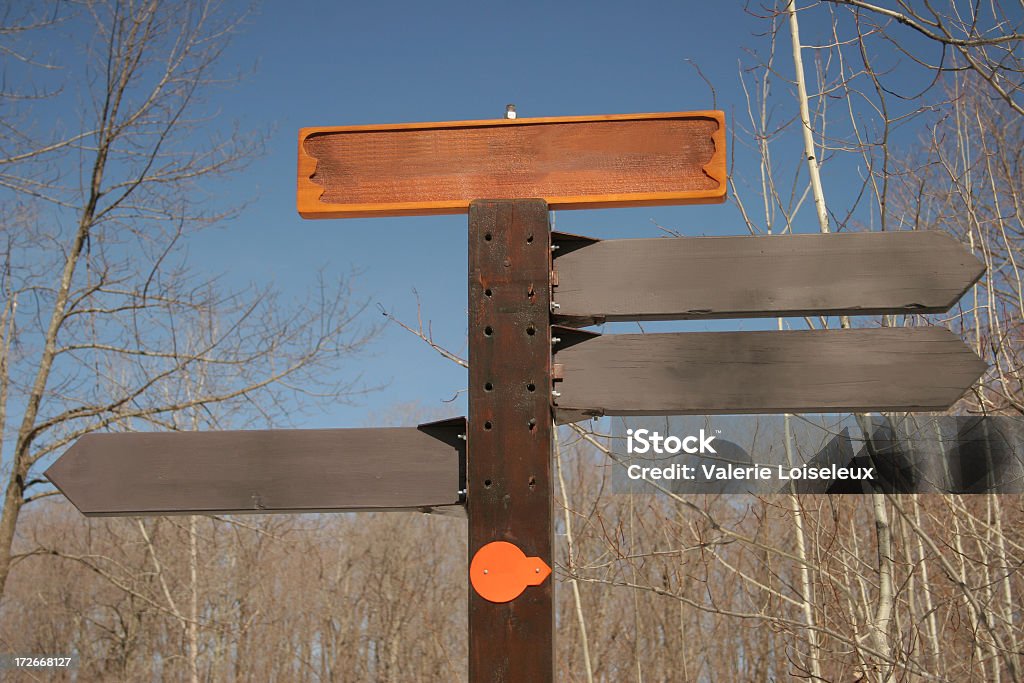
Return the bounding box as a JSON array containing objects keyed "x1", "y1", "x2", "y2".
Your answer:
[
  {"x1": 467, "y1": 200, "x2": 554, "y2": 682},
  {"x1": 552, "y1": 231, "x2": 984, "y2": 324},
  {"x1": 45, "y1": 420, "x2": 465, "y2": 516},
  {"x1": 553, "y1": 328, "x2": 986, "y2": 418},
  {"x1": 298, "y1": 112, "x2": 726, "y2": 218}
]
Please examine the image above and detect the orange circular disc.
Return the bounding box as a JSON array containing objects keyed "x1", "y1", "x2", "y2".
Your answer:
[{"x1": 470, "y1": 541, "x2": 551, "y2": 603}]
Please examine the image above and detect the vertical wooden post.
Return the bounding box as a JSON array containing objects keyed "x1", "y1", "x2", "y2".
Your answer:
[{"x1": 467, "y1": 199, "x2": 554, "y2": 682}]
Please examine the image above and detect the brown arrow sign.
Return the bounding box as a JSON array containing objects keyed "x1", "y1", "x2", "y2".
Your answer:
[
  {"x1": 45, "y1": 418, "x2": 465, "y2": 516},
  {"x1": 552, "y1": 231, "x2": 985, "y2": 325},
  {"x1": 552, "y1": 327, "x2": 986, "y2": 419}
]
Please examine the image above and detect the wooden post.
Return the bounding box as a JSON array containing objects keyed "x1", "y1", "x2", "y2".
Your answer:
[{"x1": 467, "y1": 199, "x2": 554, "y2": 682}]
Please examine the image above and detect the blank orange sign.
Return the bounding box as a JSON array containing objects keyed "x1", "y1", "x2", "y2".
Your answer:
[{"x1": 297, "y1": 111, "x2": 726, "y2": 219}]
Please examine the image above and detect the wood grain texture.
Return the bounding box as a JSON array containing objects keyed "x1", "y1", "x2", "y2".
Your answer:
[
  {"x1": 297, "y1": 112, "x2": 726, "y2": 218},
  {"x1": 45, "y1": 422, "x2": 465, "y2": 516},
  {"x1": 553, "y1": 328, "x2": 986, "y2": 418},
  {"x1": 553, "y1": 231, "x2": 985, "y2": 324},
  {"x1": 467, "y1": 200, "x2": 554, "y2": 682}
]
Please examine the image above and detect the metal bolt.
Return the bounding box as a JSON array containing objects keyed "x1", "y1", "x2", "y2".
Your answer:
[
  {"x1": 483, "y1": 569, "x2": 489, "y2": 574},
  {"x1": 551, "y1": 337, "x2": 561, "y2": 344},
  {"x1": 550, "y1": 244, "x2": 560, "y2": 251},
  {"x1": 535, "y1": 567, "x2": 540, "y2": 573},
  {"x1": 457, "y1": 434, "x2": 467, "y2": 441},
  {"x1": 550, "y1": 302, "x2": 560, "y2": 311},
  {"x1": 552, "y1": 390, "x2": 562, "y2": 398}
]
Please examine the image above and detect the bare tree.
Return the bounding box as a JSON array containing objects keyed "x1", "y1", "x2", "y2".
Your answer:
[
  {"x1": 0, "y1": 0, "x2": 376, "y2": 601},
  {"x1": 2, "y1": 2, "x2": 1022, "y2": 681},
  {"x1": 822, "y1": 0, "x2": 1024, "y2": 116}
]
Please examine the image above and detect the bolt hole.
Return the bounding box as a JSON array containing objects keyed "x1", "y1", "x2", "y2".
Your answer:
[
  {"x1": 526, "y1": 326, "x2": 536, "y2": 336},
  {"x1": 529, "y1": 476, "x2": 536, "y2": 489},
  {"x1": 528, "y1": 418, "x2": 537, "y2": 431},
  {"x1": 485, "y1": 288, "x2": 493, "y2": 297},
  {"x1": 485, "y1": 233, "x2": 492, "y2": 241},
  {"x1": 484, "y1": 325, "x2": 493, "y2": 337},
  {"x1": 484, "y1": 382, "x2": 493, "y2": 392},
  {"x1": 527, "y1": 383, "x2": 536, "y2": 392},
  {"x1": 484, "y1": 479, "x2": 492, "y2": 488},
  {"x1": 484, "y1": 421, "x2": 492, "y2": 430},
  {"x1": 527, "y1": 235, "x2": 534, "y2": 244}
]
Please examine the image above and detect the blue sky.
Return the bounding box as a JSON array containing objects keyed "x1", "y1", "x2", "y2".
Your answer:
[
  {"x1": 184, "y1": 1, "x2": 818, "y2": 428},
  {"x1": 18, "y1": 1, "x2": 932, "y2": 431}
]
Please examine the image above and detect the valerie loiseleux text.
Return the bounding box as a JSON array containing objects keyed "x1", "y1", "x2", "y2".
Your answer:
[{"x1": 624, "y1": 429, "x2": 875, "y2": 482}]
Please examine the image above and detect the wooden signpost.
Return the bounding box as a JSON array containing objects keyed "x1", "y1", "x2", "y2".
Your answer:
[
  {"x1": 466, "y1": 200, "x2": 554, "y2": 680},
  {"x1": 46, "y1": 419, "x2": 465, "y2": 516},
  {"x1": 549, "y1": 230, "x2": 985, "y2": 324},
  {"x1": 552, "y1": 327, "x2": 986, "y2": 418},
  {"x1": 45, "y1": 109, "x2": 987, "y2": 683},
  {"x1": 296, "y1": 111, "x2": 726, "y2": 218}
]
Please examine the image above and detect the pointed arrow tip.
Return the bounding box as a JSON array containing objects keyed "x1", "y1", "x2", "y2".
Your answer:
[{"x1": 43, "y1": 435, "x2": 102, "y2": 516}]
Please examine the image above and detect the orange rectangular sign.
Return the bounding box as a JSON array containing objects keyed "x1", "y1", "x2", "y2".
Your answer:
[{"x1": 297, "y1": 111, "x2": 726, "y2": 219}]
